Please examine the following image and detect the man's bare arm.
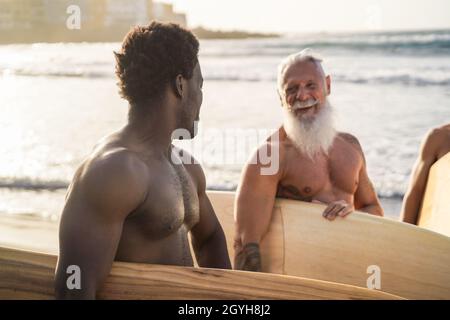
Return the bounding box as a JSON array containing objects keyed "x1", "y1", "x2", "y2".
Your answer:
[
  {"x1": 400, "y1": 129, "x2": 440, "y2": 224},
  {"x1": 344, "y1": 134, "x2": 384, "y2": 216},
  {"x1": 354, "y1": 163, "x2": 384, "y2": 216},
  {"x1": 54, "y1": 152, "x2": 147, "y2": 299},
  {"x1": 188, "y1": 162, "x2": 231, "y2": 269},
  {"x1": 234, "y1": 144, "x2": 282, "y2": 271}
]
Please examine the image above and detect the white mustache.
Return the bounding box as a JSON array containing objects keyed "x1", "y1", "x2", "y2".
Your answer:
[{"x1": 292, "y1": 99, "x2": 319, "y2": 110}]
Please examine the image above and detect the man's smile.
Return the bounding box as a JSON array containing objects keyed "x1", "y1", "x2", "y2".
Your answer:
[{"x1": 294, "y1": 103, "x2": 319, "y2": 117}]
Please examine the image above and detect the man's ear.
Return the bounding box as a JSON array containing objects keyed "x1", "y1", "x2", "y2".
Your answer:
[
  {"x1": 325, "y1": 75, "x2": 331, "y2": 96},
  {"x1": 278, "y1": 90, "x2": 284, "y2": 107},
  {"x1": 174, "y1": 74, "x2": 184, "y2": 98}
]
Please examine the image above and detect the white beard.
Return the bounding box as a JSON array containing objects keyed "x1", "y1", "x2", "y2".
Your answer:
[{"x1": 282, "y1": 100, "x2": 337, "y2": 159}]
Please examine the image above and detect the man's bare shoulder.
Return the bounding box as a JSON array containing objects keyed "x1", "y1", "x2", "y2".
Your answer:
[
  {"x1": 422, "y1": 124, "x2": 450, "y2": 159},
  {"x1": 428, "y1": 124, "x2": 450, "y2": 142},
  {"x1": 71, "y1": 147, "x2": 149, "y2": 213},
  {"x1": 337, "y1": 132, "x2": 362, "y2": 148},
  {"x1": 276, "y1": 125, "x2": 293, "y2": 147},
  {"x1": 262, "y1": 126, "x2": 293, "y2": 152},
  {"x1": 83, "y1": 147, "x2": 148, "y2": 183},
  {"x1": 249, "y1": 127, "x2": 286, "y2": 160},
  {"x1": 238, "y1": 127, "x2": 286, "y2": 179},
  {"x1": 437, "y1": 123, "x2": 450, "y2": 131},
  {"x1": 336, "y1": 132, "x2": 364, "y2": 153}
]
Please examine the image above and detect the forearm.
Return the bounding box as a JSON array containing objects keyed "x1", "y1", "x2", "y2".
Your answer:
[
  {"x1": 54, "y1": 243, "x2": 115, "y2": 300},
  {"x1": 54, "y1": 272, "x2": 97, "y2": 300},
  {"x1": 401, "y1": 157, "x2": 433, "y2": 224},
  {"x1": 193, "y1": 228, "x2": 231, "y2": 269},
  {"x1": 400, "y1": 188, "x2": 424, "y2": 224},
  {"x1": 234, "y1": 206, "x2": 272, "y2": 272},
  {"x1": 358, "y1": 203, "x2": 384, "y2": 216}
]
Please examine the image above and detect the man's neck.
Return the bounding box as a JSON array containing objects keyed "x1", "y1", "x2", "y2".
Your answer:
[{"x1": 124, "y1": 102, "x2": 178, "y2": 157}]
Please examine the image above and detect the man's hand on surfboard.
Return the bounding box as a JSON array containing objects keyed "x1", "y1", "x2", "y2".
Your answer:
[{"x1": 313, "y1": 199, "x2": 354, "y2": 221}]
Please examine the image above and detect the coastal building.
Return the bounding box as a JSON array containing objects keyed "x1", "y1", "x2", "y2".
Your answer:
[
  {"x1": 0, "y1": 0, "x2": 187, "y2": 42},
  {"x1": 104, "y1": 0, "x2": 151, "y2": 27},
  {"x1": 0, "y1": 0, "x2": 46, "y2": 30},
  {"x1": 153, "y1": 2, "x2": 187, "y2": 27}
]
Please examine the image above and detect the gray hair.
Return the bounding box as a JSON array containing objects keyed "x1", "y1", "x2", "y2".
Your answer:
[{"x1": 277, "y1": 48, "x2": 325, "y2": 94}]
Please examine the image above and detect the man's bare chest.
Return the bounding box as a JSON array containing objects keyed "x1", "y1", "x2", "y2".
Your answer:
[
  {"x1": 277, "y1": 149, "x2": 362, "y2": 201},
  {"x1": 125, "y1": 162, "x2": 200, "y2": 239}
]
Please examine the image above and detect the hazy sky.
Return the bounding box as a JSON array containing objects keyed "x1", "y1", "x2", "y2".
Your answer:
[{"x1": 170, "y1": 0, "x2": 450, "y2": 33}]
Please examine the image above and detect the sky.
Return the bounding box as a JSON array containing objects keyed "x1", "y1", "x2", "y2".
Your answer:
[{"x1": 169, "y1": 0, "x2": 450, "y2": 34}]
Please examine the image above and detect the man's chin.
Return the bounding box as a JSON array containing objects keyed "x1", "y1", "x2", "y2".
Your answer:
[
  {"x1": 187, "y1": 119, "x2": 200, "y2": 137},
  {"x1": 172, "y1": 123, "x2": 198, "y2": 140},
  {"x1": 188, "y1": 122, "x2": 200, "y2": 138},
  {"x1": 294, "y1": 109, "x2": 318, "y2": 123},
  {"x1": 189, "y1": 130, "x2": 198, "y2": 139}
]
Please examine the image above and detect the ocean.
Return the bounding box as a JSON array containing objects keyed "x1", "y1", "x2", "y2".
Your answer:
[{"x1": 1, "y1": 29, "x2": 450, "y2": 220}]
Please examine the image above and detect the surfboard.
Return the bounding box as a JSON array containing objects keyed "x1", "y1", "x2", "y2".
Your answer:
[
  {"x1": 207, "y1": 191, "x2": 450, "y2": 300},
  {"x1": 0, "y1": 246, "x2": 400, "y2": 300},
  {"x1": 1, "y1": 191, "x2": 449, "y2": 299},
  {"x1": 418, "y1": 152, "x2": 450, "y2": 236}
]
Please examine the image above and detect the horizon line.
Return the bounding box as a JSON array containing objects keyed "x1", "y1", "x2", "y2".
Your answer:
[{"x1": 188, "y1": 25, "x2": 450, "y2": 36}]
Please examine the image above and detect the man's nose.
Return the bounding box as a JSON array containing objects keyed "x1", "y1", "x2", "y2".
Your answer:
[{"x1": 295, "y1": 87, "x2": 309, "y2": 101}]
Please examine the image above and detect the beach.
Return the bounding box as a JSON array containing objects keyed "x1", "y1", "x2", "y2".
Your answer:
[{"x1": 1, "y1": 29, "x2": 450, "y2": 220}]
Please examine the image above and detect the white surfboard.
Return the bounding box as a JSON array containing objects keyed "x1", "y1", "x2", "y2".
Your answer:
[
  {"x1": 0, "y1": 246, "x2": 401, "y2": 300},
  {"x1": 1, "y1": 191, "x2": 449, "y2": 299},
  {"x1": 207, "y1": 191, "x2": 450, "y2": 300},
  {"x1": 418, "y1": 152, "x2": 450, "y2": 236}
]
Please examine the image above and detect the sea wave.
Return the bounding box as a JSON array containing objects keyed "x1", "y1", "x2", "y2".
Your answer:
[
  {"x1": 199, "y1": 30, "x2": 450, "y2": 57},
  {"x1": 0, "y1": 177, "x2": 69, "y2": 191},
  {"x1": 0, "y1": 176, "x2": 405, "y2": 200},
  {"x1": 1, "y1": 68, "x2": 109, "y2": 79},
  {"x1": 334, "y1": 74, "x2": 450, "y2": 86},
  {"x1": 204, "y1": 38, "x2": 450, "y2": 56},
  {"x1": 3, "y1": 68, "x2": 450, "y2": 87},
  {"x1": 1, "y1": 29, "x2": 450, "y2": 86},
  {"x1": 206, "y1": 73, "x2": 450, "y2": 86}
]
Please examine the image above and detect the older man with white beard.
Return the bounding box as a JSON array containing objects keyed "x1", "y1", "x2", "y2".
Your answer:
[{"x1": 233, "y1": 49, "x2": 384, "y2": 272}]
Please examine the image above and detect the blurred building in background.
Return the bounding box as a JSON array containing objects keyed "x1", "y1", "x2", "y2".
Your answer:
[
  {"x1": 0, "y1": 0, "x2": 187, "y2": 43},
  {"x1": 152, "y1": 1, "x2": 186, "y2": 26}
]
